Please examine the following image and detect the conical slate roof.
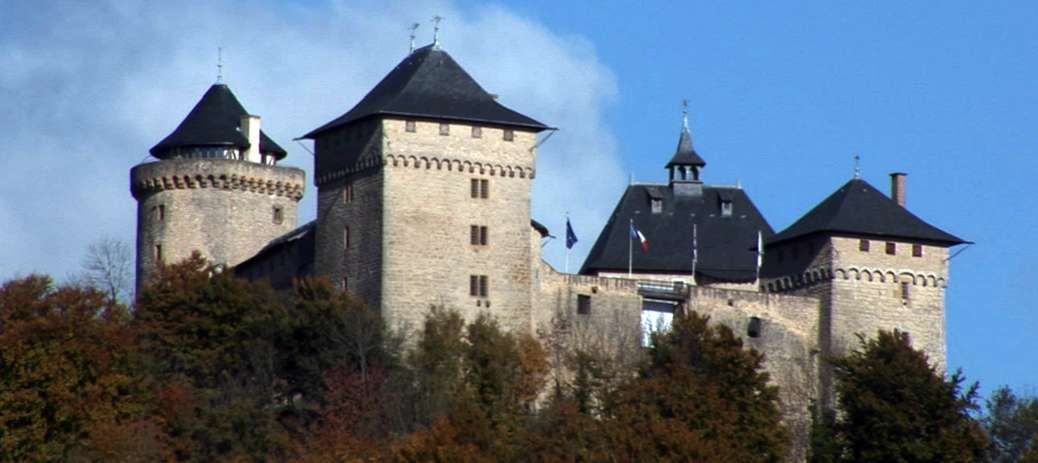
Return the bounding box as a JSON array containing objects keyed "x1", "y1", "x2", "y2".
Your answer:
[
  {"x1": 303, "y1": 45, "x2": 548, "y2": 138},
  {"x1": 665, "y1": 123, "x2": 706, "y2": 168},
  {"x1": 150, "y1": 84, "x2": 287, "y2": 159},
  {"x1": 766, "y1": 178, "x2": 966, "y2": 247}
]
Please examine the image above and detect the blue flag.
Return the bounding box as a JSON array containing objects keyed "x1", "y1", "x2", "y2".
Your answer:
[{"x1": 566, "y1": 218, "x2": 578, "y2": 249}]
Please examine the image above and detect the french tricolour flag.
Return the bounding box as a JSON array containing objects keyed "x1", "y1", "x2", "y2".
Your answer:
[{"x1": 630, "y1": 222, "x2": 649, "y2": 253}]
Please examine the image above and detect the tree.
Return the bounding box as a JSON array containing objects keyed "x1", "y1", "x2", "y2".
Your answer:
[
  {"x1": 595, "y1": 310, "x2": 789, "y2": 462},
  {"x1": 0, "y1": 275, "x2": 166, "y2": 461},
  {"x1": 827, "y1": 330, "x2": 988, "y2": 462},
  {"x1": 76, "y1": 236, "x2": 134, "y2": 305},
  {"x1": 984, "y1": 386, "x2": 1038, "y2": 462}
]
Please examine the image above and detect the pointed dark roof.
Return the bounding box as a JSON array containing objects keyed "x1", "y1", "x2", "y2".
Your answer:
[
  {"x1": 303, "y1": 45, "x2": 548, "y2": 138},
  {"x1": 666, "y1": 123, "x2": 706, "y2": 168},
  {"x1": 766, "y1": 178, "x2": 967, "y2": 247},
  {"x1": 150, "y1": 84, "x2": 287, "y2": 159},
  {"x1": 581, "y1": 184, "x2": 773, "y2": 282}
]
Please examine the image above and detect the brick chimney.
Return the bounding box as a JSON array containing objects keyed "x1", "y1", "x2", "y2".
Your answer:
[
  {"x1": 890, "y1": 172, "x2": 907, "y2": 207},
  {"x1": 241, "y1": 115, "x2": 261, "y2": 163}
]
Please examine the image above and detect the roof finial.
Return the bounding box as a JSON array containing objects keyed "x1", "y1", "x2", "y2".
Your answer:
[
  {"x1": 431, "y1": 15, "x2": 443, "y2": 48},
  {"x1": 853, "y1": 153, "x2": 861, "y2": 179},
  {"x1": 681, "y1": 99, "x2": 689, "y2": 130},
  {"x1": 408, "y1": 23, "x2": 420, "y2": 54},
  {"x1": 216, "y1": 47, "x2": 224, "y2": 83}
]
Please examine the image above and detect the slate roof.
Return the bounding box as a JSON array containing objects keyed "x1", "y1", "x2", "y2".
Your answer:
[
  {"x1": 235, "y1": 221, "x2": 316, "y2": 289},
  {"x1": 303, "y1": 45, "x2": 548, "y2": 138},
  {"x1": 766, "y1": 178, "x2": 967, "y2": 247},
  {"x1": 150, "y1": 84, "x2": 287, "y2": 159},
  {"x1": 581, "y1": 184, "x2": 774, "y2": 282},
  {"x1": 666, "y1": 124, "x2": 706, "y2": 168}
]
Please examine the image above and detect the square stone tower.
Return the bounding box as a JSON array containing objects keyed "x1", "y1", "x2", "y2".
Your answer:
[
  {"x1": 302, "y1": 44, "x2": 549, "y2": 333},
  {"x1": 760, "y1": 174, "x2": 968, "y2": 404}
]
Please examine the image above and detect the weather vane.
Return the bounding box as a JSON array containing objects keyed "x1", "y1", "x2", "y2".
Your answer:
[
  {"x1": 853, "y1": 154, "x2": 861, "y2": 179},
  {"x1": 408, "y1": 23, "x2": 420, "y2": 53},
  {"x1": 432, "y1": 15, "x2": 443, "y2": 48},
  {"x1": 216, "y1": 47, "x2": 224, "y2": 83},
  {"x1": 681, "y1": 99, "x2": 689, "y2": 129}
]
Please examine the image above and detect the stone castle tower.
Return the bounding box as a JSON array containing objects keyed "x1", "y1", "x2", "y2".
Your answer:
[
  {"x1": 130, "y1": 83, "x2": 306, "y2": 291},
  {"x1": 300, "y1": 44, "x2": 549, "y2": 332}
]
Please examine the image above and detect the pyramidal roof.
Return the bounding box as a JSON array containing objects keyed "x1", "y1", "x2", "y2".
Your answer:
[
  {"x1": 666, "y1": 119, "x2": 706, "y2": 168},
  {"x1": 303, "y1": 45, "x2": 548, "y2": 138},
  {"x1": 150, "y1": 84, "x2": 287, "y2": 159},
  {"x1": 767, "y1": 178, "x2": 966, "y2": 247}
]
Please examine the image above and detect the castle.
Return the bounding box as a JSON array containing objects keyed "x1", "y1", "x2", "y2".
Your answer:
[{"x1": 130, "y1": 42, "x2": 967, "y2": 459}]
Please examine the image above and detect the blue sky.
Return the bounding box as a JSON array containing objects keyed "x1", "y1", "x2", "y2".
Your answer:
[{"x1": 1, "y1": 1, "x2": 1035, "y2": 395}]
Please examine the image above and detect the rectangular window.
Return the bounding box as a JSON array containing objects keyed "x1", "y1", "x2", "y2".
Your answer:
[
  {"x1": 469, "y1": 225, "x2": 487, "y2": 245},
  {"x1": 343, "y1": 276, "x2": 348, "y2": 292},
  {"x1": 273, "y1": 206, "x2": 284, "y2": 224},
  {"x1": 470, "y1": 275, "x2": 479, "y2": 296},
  {"x1": 503, "y1": 129, "x2": 514, "y2": 142},
  {"x1": 859, "y1": 239, "x2": 869, "y2": 252},
  {"x1": 479, "y1": 275, "x2": 488, "y2": 297},
  {"x1": 405, "y1": 120, "x2": 416, "y2": 132},
  {"x1": 901, "y1": 282, "x2": 910, "y2": 302},
  {"x1": 480, "y1": 179, "x2": 489, "y2": 199},
  {"x1": 886, "y1": 242, "x2": 896, "y2": 255},
  {"x1": 720, "y1": 200, "x2": 733, "y2": 217},
  {"x1": 747, "y1": 316, "x2": 763, "y2": 338},
  {"x1": 439, "y1": 123, "x2": 450, "y2": 136},
  {"x1": 154, "y1": 244, "x2": 162, "y2": 262},
  {"x1": 651, "y1": 198, "x2": 662, "y2": 214},
  {"x1": 471, "y1": 179, "x2": 479, "y2": 198},
  {"x1": 471, "y1": 126, "x2": 482, "y2": 138},
  {"x1": 344, "y1": 226, "x2": 350, "y2": 250},
  {"x1": 158, "y1": 204, "x2": 165, "y2": 221},
  {"x1": 912, "y1": 244, "x2": 923, "y2": 257},
  {"x1": 577, "y1": 294, "x2": 591, "y2": 315}
]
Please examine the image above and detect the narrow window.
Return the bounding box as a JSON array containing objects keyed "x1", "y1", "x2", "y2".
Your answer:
[
  {"x1": 747, "y1": 316, "x2": 762, "y2": 338},
  {"x1": 886, "y1": 242, "x2": 896, "y2": 255},
  {"x1": 470, "y1": 275, "x2": 479, "y2": 296},
  {"x1": 479, "y1": 275, "x2": 488, "y2": 297},
  {"x1": 159, "y1": 204, "x2": 165, "y2": 221},
  {"x1": 577, "y1": 294, "x2": 591, "y2": 315},
  {"x1": 480, "y1": 179, "x2": 489, "y2": 199},
  {"x1": 912, "y1": 244, "x2": 923, "y2": 257},
  {"x1": 154, "y1": 244, "x2": 162, "y2": 263},
  {"x1": 343, "y1": 183, "x2": 354, "y2": 203},
  {"x1": 503, "y1": 129, "x2": 514, "y2": 142},
  {"x1": 901, "y1": 281, "x2": 910, "y2": 302},
  {"x1": 439, "y1": 123, "x2": 450, "y2": 136},
  {"x1": 480, "y1": 226, "x2": 488, "y2": 245},
  {"x1": 470, "y1": 225, "x2": 480, "y2": 245},
  {"x1": 343, "y1": 276, "x2": 348, "y2": 292},
  {"x1": 344, "y1": 226, "x2": 350, "y2": 250},
  {"x1": 859, "y1": 239, "x2": 869, "y2": 252},
  {"x1": 720, "y1": 200, "x2": 733, "y2": 217},
  {"x1": 471, "y1": 126, "x2": 482, "y2": 138},
  {"x1": 273, "y1": 206, "x2": 284, "y2": 224},
  {"x1": 405, "y1": 120, "x2": 416, "y2": 132},
  {"x1": 471, "y1": 179, "x2": 479, "y2": 198}
]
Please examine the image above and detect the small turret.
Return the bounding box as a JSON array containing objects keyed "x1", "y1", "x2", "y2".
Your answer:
[{"x1": 666, "y1": 106, "x2": 707, "y2": 197}]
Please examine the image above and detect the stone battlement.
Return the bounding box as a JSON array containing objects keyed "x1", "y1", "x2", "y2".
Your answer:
[{"x1": 131, "y1": 158, "x2": 305, "y2": 200}]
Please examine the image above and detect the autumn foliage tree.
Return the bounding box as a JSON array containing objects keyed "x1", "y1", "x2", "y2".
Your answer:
[{"x1": 0, "y1": 275, "x2": 166, "y2": 461}]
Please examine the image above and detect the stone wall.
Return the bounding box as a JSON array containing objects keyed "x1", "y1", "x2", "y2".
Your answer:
[
  {"x1": 378, "y1": 118, "x2": 539, "y2": 333},
  {"x1": 130, "y1": 158, "x2": 305, "y2": 290}
]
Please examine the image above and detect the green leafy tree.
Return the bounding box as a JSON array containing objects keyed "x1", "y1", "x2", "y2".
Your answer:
[
  {"x1": 984, "y1": 386, "x2": 1038, "y2": 463},
  {"x1": 828, "y1": 330, "x2": 988, "y2": 462}
]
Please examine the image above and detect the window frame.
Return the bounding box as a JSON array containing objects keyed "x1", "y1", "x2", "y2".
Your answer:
[
  {"x1": 577, "y1": 294, "x2": 591, "y2": 315},
  {"x1": 859, "y1": 239, "x2": 870, "y2": 252},
  {"x1": 912, "y1": 244, "x2": 923, "y2": 257},
  {"x1": 405, "y1": 120, "x2": 416, "y2": 133},
  {"x1": 439, "y1": 122, "x2": 450, "y2": 136},
  {"x1": 503, "y1": 129, "x2": 514, "y2": 142},
  {"x1": 886, "y1": 241, "x2": 896, "y2": 255},
  {"x1": 471, "y1": 126, "x2": 482, "y2": 138}
]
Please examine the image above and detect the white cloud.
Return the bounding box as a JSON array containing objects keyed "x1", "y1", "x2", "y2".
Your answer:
[{"x1": 0, "y1": 0, "x2": 622, "y2": 280}]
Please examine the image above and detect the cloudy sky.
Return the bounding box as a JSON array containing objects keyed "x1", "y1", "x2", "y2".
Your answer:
[{"x1": 3, "y1": 1, "x2": 1037, "y2": 394}]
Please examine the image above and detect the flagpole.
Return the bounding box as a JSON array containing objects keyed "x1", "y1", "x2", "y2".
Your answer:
[
  {"x1": 628, "y1": 218, "x2": 633, "y2": 278},
  {"x1": 692, "y1": 223, "x2": 698, "y2": 286}
]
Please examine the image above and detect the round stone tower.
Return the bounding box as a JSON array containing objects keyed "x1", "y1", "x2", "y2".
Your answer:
[{"x1": 131, "y1": 83, "x2": 305, "y2": 291}]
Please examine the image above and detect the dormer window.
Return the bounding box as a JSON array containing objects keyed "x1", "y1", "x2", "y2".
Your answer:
[
  {"x1": 651, "y1": 199, "x2": 662, "y2": 214},
  {"x1": 720, "y1": 199, "x2": 733, "y2": 217}
]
